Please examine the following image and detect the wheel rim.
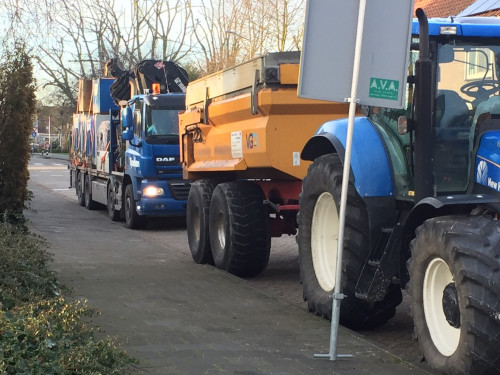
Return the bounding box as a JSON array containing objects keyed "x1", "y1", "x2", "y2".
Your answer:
[
  {"x1": 215, "y1": 211, "x2": 226, "y2": 249},
  {"x1": 423, "y1": 257, "x2": 460, "y2": 356},
  {"x1": 311, "y1": 192, "x2": 339, "y2": 292}
]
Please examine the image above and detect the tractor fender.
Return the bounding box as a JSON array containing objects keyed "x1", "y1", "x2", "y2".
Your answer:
[
  {"x1": 400, "y1": 193, "x2": 500, "y2": 286},
  {"x1": 301, "y1": 117, "x2": 394, "y2": 198}
]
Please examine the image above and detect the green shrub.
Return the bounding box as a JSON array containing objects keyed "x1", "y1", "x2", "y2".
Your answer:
[
  {"x1": 0, "y1": 221, "x2": 58, "y2": 310},
  {"x1": 0, "y1": 298, "x2": 135, "y2": 374},
  {"x1": 0, "y1": 221, "x2": 137, "y2": 374},
  {"x1": 0, "y1": 47, "x2": 36, "y2": 221}
]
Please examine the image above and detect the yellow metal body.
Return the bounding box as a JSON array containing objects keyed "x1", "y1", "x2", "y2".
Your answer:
[{"x1": 179, "y1": 54, "x2": 350, "y2": 181}]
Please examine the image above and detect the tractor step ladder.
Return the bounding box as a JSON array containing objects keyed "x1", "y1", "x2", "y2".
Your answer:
[{"x1": 355, "y1": 224, "x2": 402, "y2": 302}]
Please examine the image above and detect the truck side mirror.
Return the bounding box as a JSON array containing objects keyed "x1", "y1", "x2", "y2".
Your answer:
[
  {"x1": 122, "y1": 107, "x2": 133, "y2": 130},
  {"x1": 121, "y1": 107, "x2": 134, "y2": 141}
]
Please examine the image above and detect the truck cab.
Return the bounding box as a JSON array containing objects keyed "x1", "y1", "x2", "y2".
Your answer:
[{"x1": 120, "y1": 90, "x2": 189, "y2": 227}]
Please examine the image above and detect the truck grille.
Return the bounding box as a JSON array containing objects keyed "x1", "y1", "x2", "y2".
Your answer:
[
  {"x1": 155, "y1": 155, "x2": 180, "y2": 167},
  {"x1": 168, "y1": 181, "x2": 191, "y2": 200}
]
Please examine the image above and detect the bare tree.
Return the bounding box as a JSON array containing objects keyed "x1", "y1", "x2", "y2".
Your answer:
[
  {"x1": 267, "y1": 0, "x2": 304, "y2": 52},
  {"x1": 189, "y1": 0, "x2": 305, "y2": 76},
  {"x1": 1, "y1": 0, "x2": 195, "y2": 106},
  {"x1": 132, "y1": 0, "x2": 193, "y2": 63},
  {"x1": 190, "y1": 0, "x2": 247, "y2": 75},
  {"x1": 1, "y1": 0, "x2": 305, "y2": 103}
]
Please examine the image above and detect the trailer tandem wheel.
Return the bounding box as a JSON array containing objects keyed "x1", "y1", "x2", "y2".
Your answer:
[
  {"x1": 107, "y1": 182, "x2": 120, "y2": 221},
  {"x1": 187, "y1": 179, "x2": 217, "y2": 264},
  {"x1": 84, "y1": 174, "x2": 97, "y2": 210},
  {"x1": 208, "y1": 181, "x2": 270, "y2": 278},
  {"x1": 297, "y1": 153, "x2": 401, "y2": 329},
  {"x1": 76, "y1": 171, "x2": 85, "y2": 206},
  {"x1": 409, "y1": 215, "x2": 500, "y2": 375}
]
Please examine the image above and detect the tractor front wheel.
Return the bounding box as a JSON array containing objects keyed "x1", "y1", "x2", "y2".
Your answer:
[
  {"x1": 409, "y1": 215, "x2": 500, "y2": 374},
  {"x1": 297, "y1": 153, "x2": 402, "y2": 329}
]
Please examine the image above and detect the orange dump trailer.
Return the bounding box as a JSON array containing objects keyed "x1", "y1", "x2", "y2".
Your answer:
[{"x1": 179, "y1": 52, "x2": 349, "y2": 277}]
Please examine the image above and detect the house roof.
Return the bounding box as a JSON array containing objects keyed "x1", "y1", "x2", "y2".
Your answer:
[
  {"x1": 413, "y1": 0, "x2": 476, "y2": 17},
  {"x1": 475, "y1": 8, "x2": 500, "y2": 15},
  {"x1": 458, "y1": 0, "x2": 500, "y2": 16}
]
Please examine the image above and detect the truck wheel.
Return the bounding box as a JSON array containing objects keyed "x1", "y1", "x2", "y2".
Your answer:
[
  {"x1": 209, "y1": 181, "x2": 270, "y2": 278},
  {"x1": 84, "y1": 174, "x2": 97, "y2": 210},
  {"x1": 107, "y1": 183, "x2": 120, "y2": 221},
  {"x1": 124, "y1": 184, "x2": 146, "y2": 229},
  {"x1": 187, "y1": 180, "x2": 217, "y2": 264},
  {"x1": 408, "y1": 215, "x2": 500, "y2": 374},
  {"x1": 76, "y1": 171, "x2": 85, "y2": 206},
  {"x1": 297, "y1": 153, "x2": 401, "y2": 329}
]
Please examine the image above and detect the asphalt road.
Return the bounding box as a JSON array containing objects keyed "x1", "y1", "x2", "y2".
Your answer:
[{"x1": 26, "y1": 154, "x2": 430, "y2": 373}]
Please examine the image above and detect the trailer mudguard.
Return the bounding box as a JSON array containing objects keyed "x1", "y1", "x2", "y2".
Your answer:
[{"x1": 301, "y1": 117, "x2": 394, "y2": 197}]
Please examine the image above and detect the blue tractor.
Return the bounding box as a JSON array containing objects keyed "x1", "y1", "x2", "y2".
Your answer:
[{"x1": 298, "y1": 10, "x2": 500, "y2": 374}]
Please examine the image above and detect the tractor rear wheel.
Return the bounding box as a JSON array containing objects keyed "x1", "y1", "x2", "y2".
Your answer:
[
  {"x1": 297, "y1": 153, "x2": 402, "y2": 329},
  {"x1": 408, "y1": 215, "x2": 500, "y2": 375},
  {"x1": 209, "y1": 181, "x2": 270, "y2": 278},
  {"x1": 187, "y1": 179, "x2": 217, "y2": 264}
]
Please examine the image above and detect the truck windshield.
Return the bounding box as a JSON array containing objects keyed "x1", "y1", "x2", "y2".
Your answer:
[{"x1": 144, "y1": 106, "x2": 180, "y2": 139}]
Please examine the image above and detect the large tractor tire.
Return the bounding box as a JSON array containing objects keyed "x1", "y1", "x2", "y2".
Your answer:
[
  {"x1": 408, "y1": 215, "x2": 500, "y2": 375},
  {"x1": 124, "y1": 184, "x2": 146, "y2": 229},
  {"x1": 209, "y1": 181, "x2": 270, "y2": 278},
  {"x1": 297, "y1": 153, "x2": 402, "y2": 330},
  {"x1": 84, "y1": 174, "x2": 97, "y2": 210},
  {"x1": 187, "y1": 179, "x2": 217, "y2": 264},
  {"x1": 76, "y1": 171, "x2": 85, "y2": 206}
]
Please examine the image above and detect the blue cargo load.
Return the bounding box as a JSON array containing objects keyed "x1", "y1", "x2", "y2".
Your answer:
[{"x1": 92, "y1": 78, "x2": 119, "y2": 114}]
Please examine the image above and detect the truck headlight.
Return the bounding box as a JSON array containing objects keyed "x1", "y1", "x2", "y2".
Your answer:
[{"x1": 143, "y1": 186, "x2": 164, "y2": 197}]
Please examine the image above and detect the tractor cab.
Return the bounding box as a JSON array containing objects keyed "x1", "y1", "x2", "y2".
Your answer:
[{"x1": 367, "y1": 17, "x2": 500, "y2": 199}]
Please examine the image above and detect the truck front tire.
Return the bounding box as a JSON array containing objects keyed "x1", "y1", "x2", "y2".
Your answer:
[
  {"x1": 124, "y1": 184, "x2": 146, "y2": 229},
  {"x1": 409, "y1": 215, "x2": 500, "y2": 374},
  {"x1": 209, "y1": 181, "x2": 270, "y2": 278},
  {"x1": 297, "y1": 153, "x2": 401, "y2": 329},
  {"x1": 187, "y1": 180, "x2": 216, "y2": 264}
]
